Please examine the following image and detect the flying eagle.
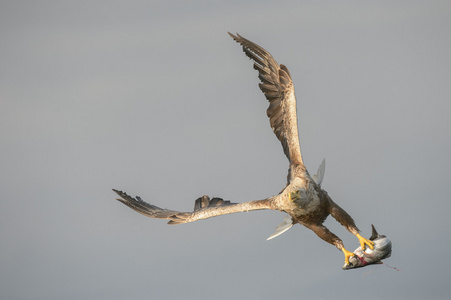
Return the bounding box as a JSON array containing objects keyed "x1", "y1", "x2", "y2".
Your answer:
[{"x1": 114, "y1": 32, "x2": 374, "y2": 267}]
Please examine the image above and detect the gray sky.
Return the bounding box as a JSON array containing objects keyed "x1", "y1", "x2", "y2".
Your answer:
[{"x1": 1, "y1": 1, "x2": 451, "y2": 299}]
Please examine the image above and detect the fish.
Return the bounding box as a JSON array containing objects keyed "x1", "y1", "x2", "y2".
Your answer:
[{"x1": 342, "y1": 225, "x2": 392, "y2": 270}]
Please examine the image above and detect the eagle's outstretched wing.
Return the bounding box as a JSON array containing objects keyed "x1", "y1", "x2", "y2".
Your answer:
[
  {"x1": 229, "y1": 33, "x2": 304, "y2": 171},
  {"x1": 113, "y1": 189, "x2": 275, "y2": 225}
]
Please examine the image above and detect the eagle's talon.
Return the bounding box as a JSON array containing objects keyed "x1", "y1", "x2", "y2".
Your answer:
[
  {"x1": 342, "y1": 247, "x2": 355, "y2": 265},
  {"x1": 357, "y1": 233, "x2": 374, "y2": 250}
]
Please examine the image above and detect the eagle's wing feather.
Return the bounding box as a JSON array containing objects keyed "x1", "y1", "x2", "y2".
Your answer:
[
  {"x1": 113, "y1": 189, "x2": 275, "y2": 225},
  {"x1": 229, "y1": 33, "x2": 304, "y2": 169},
  {"x1": 266, "y1": 215, "x2": 294, "y2": 240}
]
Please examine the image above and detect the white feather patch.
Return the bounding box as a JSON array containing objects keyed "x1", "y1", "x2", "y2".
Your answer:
[{"x1": 266, "y1": 215, "x2": 293, "y2": 240}]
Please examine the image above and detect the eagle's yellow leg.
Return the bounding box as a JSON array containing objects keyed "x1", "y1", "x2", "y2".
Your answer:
[
  {"x1": 356, "y1": 233, "x2": 374, "y2": 250},
  {"x1": 342, "y1": 247, "x2": 355, "y2": 265}
]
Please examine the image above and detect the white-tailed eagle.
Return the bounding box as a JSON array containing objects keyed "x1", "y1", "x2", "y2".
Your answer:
[{"x1": 114, "y1": 33, "x2": 374, "y2": 266}]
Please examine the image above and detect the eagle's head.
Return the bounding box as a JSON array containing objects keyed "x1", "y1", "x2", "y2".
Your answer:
[{"x1": 289, "y1": 190, "x2": 302, "y2": 202}]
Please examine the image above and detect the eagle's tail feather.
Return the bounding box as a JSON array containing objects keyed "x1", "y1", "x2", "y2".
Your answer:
[{"x1": 266, "y1": 215, "x2": 294, "y2": 240}]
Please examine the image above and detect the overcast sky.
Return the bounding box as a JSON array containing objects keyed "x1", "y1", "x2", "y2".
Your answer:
[{"x1": 1, "y1": 1, "x2": 451, "y2": 299}]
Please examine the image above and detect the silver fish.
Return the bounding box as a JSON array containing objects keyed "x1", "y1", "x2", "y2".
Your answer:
[{"x1": 342, "y1": 225, "x2": 392, "y2": 270}]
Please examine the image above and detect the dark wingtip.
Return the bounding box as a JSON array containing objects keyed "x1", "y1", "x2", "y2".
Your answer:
[
  {"x1": 112, "y1": 189, "x2": 136, "y2": 204},
  {"x1": 370, "y1": 224, "x2": 380, "y2": 240},
  {"x1": 228, "y1": 32, "x2": 239, "y2": 41},
  {"x1": 112, "y1": 189, "x2": 125, "y2": 204},
  {"x1": 112, "y1": 188, "x2": 125, "y2": 198}
]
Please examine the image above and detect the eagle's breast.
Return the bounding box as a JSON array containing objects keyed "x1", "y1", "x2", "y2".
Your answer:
[
  {"x1": 292, "y1": 185, "x2": 321, "y2": 215},
  {"x1": 277, "y1": 177, "x2": 322, "y2": 217}
]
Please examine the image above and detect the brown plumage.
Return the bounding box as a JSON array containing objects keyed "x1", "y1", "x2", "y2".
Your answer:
[{"x1": 114, "y1": 32, "x2": 374, "y2": 266}]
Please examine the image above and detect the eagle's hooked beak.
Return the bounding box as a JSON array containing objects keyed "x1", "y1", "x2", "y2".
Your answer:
[{"x1": 289, "y1": 190, "x2": 301, "y2": 202}]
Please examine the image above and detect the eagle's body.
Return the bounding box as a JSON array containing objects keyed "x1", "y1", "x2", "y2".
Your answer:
[{"x1": 114, "y1": 33, "x2": 374, "y2": 266}]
